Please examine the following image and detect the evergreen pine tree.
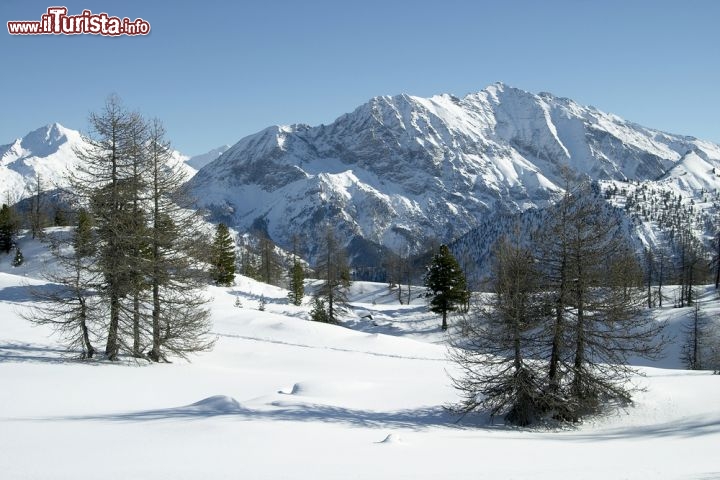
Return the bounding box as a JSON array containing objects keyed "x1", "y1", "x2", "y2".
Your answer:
[
  {"x1": 210, "y1": 223, "x2": 236, "y2": 286},
  {"x1": 12, "y1": 247, "x2": 24, "y2": 267},
  {"x1": 75, "y1": 209, "x2": 94, "y2": 258},
  {"x1": 0, "y1": 203, "x2": 19, "y2": 254},
  {"x1": 309, "y1": 297, "x2": 330, "y2": 323},
  {"x1": 286, "y1": 234, "x2": 305, "y2": 306},
  {"x1": 288, "y1": 258, "x2": 305, "y2": 306},
  {"x1": 53, "y1": 207, "x2": 68, "y2": 227},
  {"x1": 424, "y1": 244, "x2": 467, "y2": 330}
]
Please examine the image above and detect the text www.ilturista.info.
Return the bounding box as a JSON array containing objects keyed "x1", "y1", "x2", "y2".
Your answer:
[{"x1": 8, "y1": 7, "x2": 150, "y2": 36}]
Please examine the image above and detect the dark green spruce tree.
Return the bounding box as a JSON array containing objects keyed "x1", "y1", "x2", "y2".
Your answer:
[
  {"x1": 0, "y1": 203, "x2": 19, "y2": 254},
  {"x1": 424, "y1": 244, "x2": 467, "y2": 330},
  {"x1": 12, "y1": 247, "x2": 24, "y2": 267},
  {"x1": 288, "y1": 235, "x2": 305, "y2": 306},
  {"x1": 288, "y1": 258, "x2": 305, "y2": 306},
  {"x1": 210, "y1": 223, "x2": 236, "y2": 286}
]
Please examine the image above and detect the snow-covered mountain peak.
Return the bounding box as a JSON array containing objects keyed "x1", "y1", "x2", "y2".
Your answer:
[
  {"x1": 20, "y1": 122, "x2": 72, "y2": 149},
  {"x1": 0, "y1": 123, "x2": 85, "y2": 202}
]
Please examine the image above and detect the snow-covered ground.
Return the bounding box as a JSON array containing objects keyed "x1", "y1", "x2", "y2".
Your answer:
[{"x1": 1, "y1": 235, "x2": 720, "y2": 479}]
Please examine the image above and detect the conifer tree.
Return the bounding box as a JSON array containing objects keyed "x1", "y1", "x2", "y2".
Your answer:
[
  {"x1": 12, "y1": 247, "x2": 24, "y2": 267},
  {"x1": 314, "y1": 228, "x2": 351, "y2": 324},
  {"x1": 27, "y1": 173, "x2": 46, "y2": 239},
  {"x1": 64, "y1": 96, "x2": 213, "y2": 361},
  {"x1": 71, "y1": 96, "x2": 145, "y2": 360},
  {"x1": 538, "y1": 181, "x2": 665, "y2": 419},
  {"x1": 258, "y1": 233, "x2": 282, "y2": 286},
  {"x1": 24, "y1": 209, "x2": 99, "y2": 358},
  {"x1": 210, "y1": 223, "x2": 236, "y2": 286},
  {"x1": 681, "y1": 302, "x2": 713, "y2": 370},
  {"x1": 451, "y1": 180, "x2": 666, "y2": 424},
  {"x1": 424, "y1": 244, "x2": 467, "y2": 330},
  {"x1": 0, "y1": 203, "x2": 19, "y2": 254},
  {"x1": 144, "y1": 118, "x2": 213, "y2": 361},
  {"x1": 53, "y1": 207, "x2": 68, "y2": 227},
  {"x1": 309, "y1": 297, "x2": 330, "y2": 323},
  {"x1": 288, "y1": 235, "x2": 305, "y2": 306},
  {"x1": 288, "y1": 259, "x2": 305, "y2": 306},
  {"x1": 124, "y1": 116, "x2": 152, "y2": 358},
  {"x1": 450, "y1": 235, "x2": 545, "y2": 426}
]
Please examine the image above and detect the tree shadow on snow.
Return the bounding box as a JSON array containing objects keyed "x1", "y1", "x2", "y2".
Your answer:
[
  {"x1": 0, "y1": 342, "x2": 85, "y2": 364},
  {"x1": 0, "y1": 283, "x2": 61, "y2": 304},
  {"x1": 48, "y1": 396, "x2": 492, "y2": 431},
  {"x1": 563, "y1": 415, "x2": 720, "y2": 441},
  {"x1": 46, "y1": 396, "x2": 720, "y2": 439}
]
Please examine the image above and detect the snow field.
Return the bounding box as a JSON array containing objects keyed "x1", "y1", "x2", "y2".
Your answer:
[{"x1": 1, "y1": 239, "x2": 720, "y2": 478}]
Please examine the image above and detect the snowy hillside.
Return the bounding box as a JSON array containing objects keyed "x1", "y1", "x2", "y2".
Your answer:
[
  {"x1": 188, "y1": 83, "x2": 720, "y2": 262},
  {"x1": 1, "y1": 233, "x2": 720, "y2": 478}
]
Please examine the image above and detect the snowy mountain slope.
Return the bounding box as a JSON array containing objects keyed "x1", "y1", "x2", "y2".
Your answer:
[{"x1": 188, "y1": 83, "x2": 720, "y2": 262}]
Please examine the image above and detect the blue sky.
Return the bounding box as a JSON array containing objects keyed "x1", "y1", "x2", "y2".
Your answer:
[{"x1": 1, "y1": 0, "x2": 719, "y2": 155}]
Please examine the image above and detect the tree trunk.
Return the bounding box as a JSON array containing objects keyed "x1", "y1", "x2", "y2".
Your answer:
[
  {"x1": 658, "y1": 259, "x2": 664, "y2": 308},
  {"x1": 106, "y1": 293, "x2": 120, "y2": 360},
  {"x1": 548, "y1": 255, "x2": 567, "y2": 392},
  {"x1": 149, "y1": 280, "x2": 161, "y2": 362},
  {"x1": 716, "y1": 232, "x2": 720, "y2": 289},
  {"x1": 133, "y1": 293, "x2": 141, "y2": 357},
  {"x1": 548, "y1": 302, "x2": 563, "y2": 391},
  {"x1": 79, "y1": 300, "x2": 95, "y2": 359}
]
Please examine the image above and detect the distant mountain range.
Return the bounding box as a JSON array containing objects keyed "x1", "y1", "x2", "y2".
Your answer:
[{"x1": 4, "y1": 84, "x2": 720, "y2": 268}]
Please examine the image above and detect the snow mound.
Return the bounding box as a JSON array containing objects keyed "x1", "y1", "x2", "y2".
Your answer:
[
  {"x1": 377, "y1": 433, "x2": 404, "y2": 444},
  {"x1": 279, "y1": 381, "x2": 375, "y2": 398},
  {"x1": 187, "y1": 395, "x2": 242, "y2": 413},
  {"x1": 275, "y1": 383, "x2": 306, "y2": 395}
]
